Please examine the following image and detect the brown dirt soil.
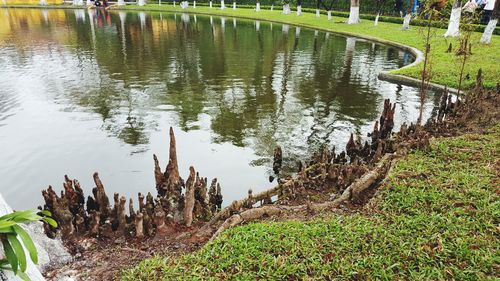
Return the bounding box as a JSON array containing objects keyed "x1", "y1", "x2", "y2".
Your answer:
[{"x1": 44, "y1": 223, "x2": 208, "y2": 280}]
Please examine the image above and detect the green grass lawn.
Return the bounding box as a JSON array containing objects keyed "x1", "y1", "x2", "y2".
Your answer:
[
  {"x1": 115, "y1": 5, "x2": 500, "y2": 89},
  {"x1": 122, "y1": 126, "x2": 499, "y2": 280}
]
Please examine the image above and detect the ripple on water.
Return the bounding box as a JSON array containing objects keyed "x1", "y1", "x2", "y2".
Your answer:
[{"x1": 0, "y1": 93, "x2": 19, "y2": 126}]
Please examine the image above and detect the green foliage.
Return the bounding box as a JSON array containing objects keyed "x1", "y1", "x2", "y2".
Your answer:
[
  {"x1": 454, "y1": 11, "x2": 480, "y2": 95},
  {"x1": 0, "y1": 210, "x2": 57, "y2": 280},
  {"x1": 122, "y1": 128, "x2": 499, "y2": 280}
]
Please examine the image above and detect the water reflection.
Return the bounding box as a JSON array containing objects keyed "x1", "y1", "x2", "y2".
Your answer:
[{"x1": 0, "y1": 8, "x2": 438, "y2": 209}]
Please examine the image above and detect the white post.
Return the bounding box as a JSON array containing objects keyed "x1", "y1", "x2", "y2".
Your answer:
[
  {"x1": 88, "y1": 9, "x2": 96, "y2": 47},
  {"x1": 295, "y1": 26, "x2": 300, "y2": 37},
  {"x1": 327, "y1": 10, "x2": 332, "y2": 20},
  {"x1": 256, "y1": 20, "x2": 260, "y2": 31},
  {"x1": 282, "y1": 24, "x2": 289, "y2": 33},
  {"x1": 402, "y1": 13, "x2": 411, "y2": 30},
  {"x1": 271, "y1": 4, "x2": 274, "y2": 10},
  {"x1": 233, "y1": 17, "x2": 236, "y2": 28},
  {"x1": 296, "y1": 5, "x2": 302, "y2": 15},
  {"x1": 139, "y1": 12, "x2": 146, "y2": 29},
  {"x1": 173, "y1": 0, "x2": 176, "y2": 6},
  {"x1": 119, "y1": 11, "x2": 127, "y2": 27},
  {"x1": 345, "y1": 37, "x2": 355, "y2": 54},
  {"x1": 209, "y1": 0, "x2": 212, "y2": 7},
  {"x1": 193, "y1": 0, "x2": 196, "y2": 7},
  {"x1": 444, "y1": 2, "x2": 462, "y2": 37},
  {"x1": 233, "y1": 1, "x2": 236, "y2": 9},
  {"x1": 347, "y1": 0, "x2": 360, "y2": 24},
  {"x1": 220, "y1": 0, "x2": 225, "y2": 9},
  {"x1": 256, "y1": 2, "x2": 260, "y2": 11},
  {"x1": 374, "y1": 12, "x2": 380, "y2": 26},
  {"x1": 119, "y1": 11, "x2": 127, "y2": 59},
  {"x1": 316, "y1": 9, "x2": 320, "y2": 17},
  {"x1": 117, "y1": 0, "x2": 125, "y2": 5},
  {"x1": 480, "y1": 18, "x2": 498, "y2": 44},
  {"x1": 42, "y1": 9, "x2": 48, "y2": 22},
  {"x1": 138, "y1": 0, "x2": 146, "y2": 6},
  {"x1": 74, "y1": 9, "x2": 86, "y2": 21},
  {"x1": 283, "y1": 3, "x2": 290, "y2": 14}
]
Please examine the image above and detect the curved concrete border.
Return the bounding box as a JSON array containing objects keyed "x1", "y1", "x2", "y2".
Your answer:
[{"x1": 1, "y1": 4, "x2": 459, "y2": 93}]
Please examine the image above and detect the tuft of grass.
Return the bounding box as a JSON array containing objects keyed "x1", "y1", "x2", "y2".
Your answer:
[
  {"x1": 122, "y1": 127, "x2": 499, "y2": 280},
  {"x1": 116, "y1": 5, "x2": 500, "y2": 89}
]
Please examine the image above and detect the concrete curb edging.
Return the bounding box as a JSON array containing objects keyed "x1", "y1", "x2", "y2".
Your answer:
[{"x1": 374, "y1": 44, "x2": 459, "y2": 94}]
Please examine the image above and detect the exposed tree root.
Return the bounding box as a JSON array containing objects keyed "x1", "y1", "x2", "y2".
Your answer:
[{"x1": 209, "y1": 153, "x2": 395, "y2": 240}]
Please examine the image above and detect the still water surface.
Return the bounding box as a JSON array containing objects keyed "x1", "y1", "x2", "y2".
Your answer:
[{"x1": 0, "y1": 8, "x2": 437, "y2": 209}]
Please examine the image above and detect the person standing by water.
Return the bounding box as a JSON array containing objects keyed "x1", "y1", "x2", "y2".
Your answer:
[
  {"x1": 463, "y1": 0, "x2": 478, "y2": 14},
  {"x1": 481, "y1": 0, "x2": 496, "y2": 22},
  {"x1": 89, "y1": 0, "x2": 111, "y2": 9},
  {"x1": 395, "y1": 0, "x2": 404, "y2": 16}
]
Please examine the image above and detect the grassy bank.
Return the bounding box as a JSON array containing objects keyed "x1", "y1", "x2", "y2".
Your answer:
[
  {"x1": 122, "y1": 126, "x2": 499, "y2": 280},
  {"x1": 115, "y1": 5, "x2": 500, "y2": 89}
]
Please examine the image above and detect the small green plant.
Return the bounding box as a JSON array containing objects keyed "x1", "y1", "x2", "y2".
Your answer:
[
  {"x1": 416, "y1": 0, "x2": 445, "y2": 125},
  {"x1": 0, "y1": 210, "x2": 57, "y2": 281},
  {"x1": 455, "y1": 10, "x2": 478, "y2": 96}
]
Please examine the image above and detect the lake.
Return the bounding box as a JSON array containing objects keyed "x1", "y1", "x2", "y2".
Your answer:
[{"x1": 0, "y1": 8, "x2": 437, "y2": 209}]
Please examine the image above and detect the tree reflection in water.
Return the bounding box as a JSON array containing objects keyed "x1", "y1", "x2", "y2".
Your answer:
[{"x1": 69, "y1": 10, "x2": 427, "y2": 162}]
